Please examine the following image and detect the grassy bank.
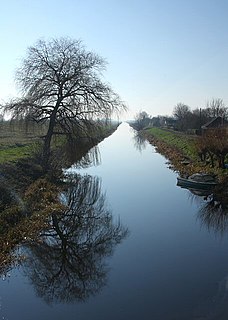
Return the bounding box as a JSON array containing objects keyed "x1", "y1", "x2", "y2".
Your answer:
[
  {"x1": 143, "y1": 127, "x2": 228, "y2": 181},
  {"x1": 145, "y1": 127, "x2": 198, "y2": 160},
  {"x1": 0, "y1": 121, "x2": 119, "y2": 164}
]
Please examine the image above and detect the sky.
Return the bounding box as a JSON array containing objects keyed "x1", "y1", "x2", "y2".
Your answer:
[{"x1": 1, "y1": 0, "x2": 228, "y2": 119}]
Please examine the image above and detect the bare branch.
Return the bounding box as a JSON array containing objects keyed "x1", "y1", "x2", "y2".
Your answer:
[{"x1": 2, "y1": 37, "x2": 127, "y2": 168}]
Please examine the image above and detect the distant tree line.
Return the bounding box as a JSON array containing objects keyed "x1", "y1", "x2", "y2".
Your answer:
[
  {"x1": 173, "y1": 98, "x2": 228, "y2": 133},
  {"x1": 133, "y1": 98, "x2": 228, "y2": 134},
  {"x1": 133, "y1": 111, "x2": 151, "y2": 130}
]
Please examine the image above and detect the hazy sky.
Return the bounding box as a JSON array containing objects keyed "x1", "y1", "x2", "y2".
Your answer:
[{"x1": 1, "y1": 0, "x2": 228, "y2": 119}]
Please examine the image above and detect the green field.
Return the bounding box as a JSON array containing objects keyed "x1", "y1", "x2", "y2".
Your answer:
[{"x1": 0, "y1": 121, "x2": 46, "y2": 163}]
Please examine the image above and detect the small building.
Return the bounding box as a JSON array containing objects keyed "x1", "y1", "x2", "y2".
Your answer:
[{"x1": 201, "y1": 116, "x2": 228, "y2": 135}]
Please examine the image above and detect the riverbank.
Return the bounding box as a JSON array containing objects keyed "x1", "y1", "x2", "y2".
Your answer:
[{"x1": 141, "y1": 127, "x2": 228, "y2": 183}]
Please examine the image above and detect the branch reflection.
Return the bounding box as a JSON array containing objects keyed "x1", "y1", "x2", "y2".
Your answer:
[
  {"x1": 180, "y1": 185, "x2": 228, "y2": 236},
  {"x1": 132, "y1": 131, "x2": 147, "y2": 152},
  {"x1": 71, "y1": 146, "x2": 101, "y2": 169},
  {"x1": 197, "y1": 192, "x2": 228, "y2": 235},
  {"x1": 23, "y1": 174, "x2": 128, "y2": 304}
]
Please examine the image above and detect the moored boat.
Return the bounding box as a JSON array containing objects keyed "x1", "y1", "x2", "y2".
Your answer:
[{"x1": 177, "y1": 173, "x2": 217, "y2": 190}]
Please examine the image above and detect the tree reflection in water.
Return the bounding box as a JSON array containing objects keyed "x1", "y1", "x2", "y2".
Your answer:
[
  {"x1": 23, "y1": 174, "x2": 128, "y2": 304},
  {"x1": 132, "y1": 131, "x2": 147, "y2": 152},
  {"x1": 64, "y1": 142, "x2": 101, "y2": 169},
  {"x1": 197, "y1": 193, "x2": 228, "y2": 236},
  {"x1": 71, "y1": 145, "x2": 101, "y2": 169},
  {"x1": 185, "y1": 187, "x2": 228, "y2": 236},
  {"x1": 180, "y1": 187, "x2": 228, "y2": 316},
  {"x1": 54, "y1": 136, "x2": 101, "y2": 170}
]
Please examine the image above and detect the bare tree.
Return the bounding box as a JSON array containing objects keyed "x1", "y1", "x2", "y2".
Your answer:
[
  {"x1": 205, "y1": 98, "x2": 227, "y2": 118},
  {"x1": 196, "y1": 128, "x2": 228, "y2": 168},
  {"x1": 133, "y1": 111, "x2": 151, "y2": 130},
  {"x1": 173, "y1": 102, "x2": 191, "y2": 131},
  {"x1": 3, "y1": 38, "x2": 126, "y2": 169}
]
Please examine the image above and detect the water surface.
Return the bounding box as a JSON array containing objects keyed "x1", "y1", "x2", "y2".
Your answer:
[{"x1": 1, "y1": 123, "x2": 228, "y2": 320}]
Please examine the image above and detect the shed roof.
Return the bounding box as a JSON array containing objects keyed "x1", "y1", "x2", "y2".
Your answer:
[{"x1": 201, "y1": 116, "x2": 228, "y2": 129}]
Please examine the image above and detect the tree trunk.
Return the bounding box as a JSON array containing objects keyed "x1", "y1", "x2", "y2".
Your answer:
[
  {"x1": 42, "y1": 123, "x2": 54, "y2": 170},
  {"x1": 42, "y1": 102, "x2": 60, "y2": 170}
]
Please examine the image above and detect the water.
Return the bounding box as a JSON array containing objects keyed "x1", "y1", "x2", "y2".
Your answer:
[{"x1": 1, "y1": 123, "x2": 228, "y2": 319}]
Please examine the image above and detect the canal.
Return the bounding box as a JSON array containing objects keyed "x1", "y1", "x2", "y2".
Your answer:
[{"x1": 1, "y1": 122, "x2": 228, "y2": 319}]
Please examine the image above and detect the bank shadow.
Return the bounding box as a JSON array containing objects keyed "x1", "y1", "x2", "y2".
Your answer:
[{"x1": 62, "y1": 141, "x2": 101, "y2": 169}]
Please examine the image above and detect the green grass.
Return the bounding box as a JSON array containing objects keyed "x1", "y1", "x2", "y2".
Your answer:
[
  {"x1": 0, "y1": 145, "x2": 35, "y2": 163},
  {"x1": 0, "y1": 120, "x2": 119, "y2": 164},
  {"x1": 146, "y1": 127, "x2": 198, "y2": 160},
  {"x1": 0, "y1": 121, "x2": 45, "y2": 163}
]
